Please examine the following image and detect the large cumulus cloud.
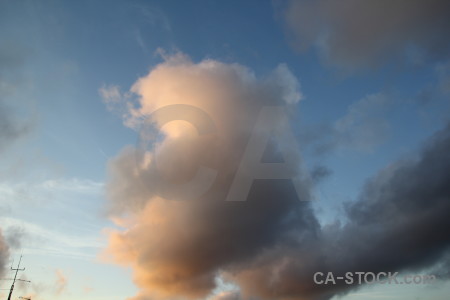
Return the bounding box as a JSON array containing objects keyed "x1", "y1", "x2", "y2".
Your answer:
[{"x1": 102, "y1": 53, "x2": 318, "y2": 300}]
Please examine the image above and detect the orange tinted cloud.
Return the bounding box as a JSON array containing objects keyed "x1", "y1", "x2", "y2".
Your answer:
[
  {"x1": 55, "y1": 269, "x2": 68, "y2": 295},
  {"x1": 102, "y1": 53, "x2": 315, "y2": 300}
]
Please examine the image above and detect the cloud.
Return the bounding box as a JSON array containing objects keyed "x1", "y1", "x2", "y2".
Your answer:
[
  {"x1": 281, "y1": 0, "x2": 450, "y2": 68},
  {"x1": 0, "y1": 178, "x2": 104, "y2": 261},
  {"x1": 412, "y1": 61, "x2": 450, "y2": 106},
  {"x1": 309, "y1": 165, "x2": 332, "y2": 184},
  {"x1": 333, "y1": 93, "x2": 390, "y2": 151},
  {"x1": 55, "y1": 269, "x2": 68, "y2": 295},
  {"x1": 38, "y1": 178, "x2": 104, "y2": 194},
  {"x1": 0, "y1": 178, "x2": 104, "y2": 230},
  {"x1": 0, "y1": 43, "x2": 31, "y2": 152},
  {"x1": 211, "y1": 291, "x2": 241, "y2": 300},
  {"x1": 103, "y1": 52, "x2": 450, "y2": 300},
  {"x1": 103, "y1": 53, "x2": 318, "y2": 300},
  {"x1": 301, "y1": 92, "x2": 391, "y2": 155},
  {"x1": 0, "y1": 230, "x2": 10, "y2": 277},
  {"x1": 102, "y1": 52, "x2": 306, "y2": 214},
  {"x1": 0, "y1": 40, "x2": 31, "y2": 286},
  {"x1": 225, "y1": 121, "x2": 450, "y2": 300},
  {"x1": 4, "y1": 225, "x2": 26, "y2": 250},
  {"x1": 0, "y1": 99, "x2": 29, "y2": 152},
  {"x1": 0, "y1": 216, "x2": 102, "y2": 261},
  {"x1": 138, "y1": 5, "x2": 172, "y2": 33},
  {"x1": 0, "y1": 43, "x2": 22, "y2": 276},
  {"x1": 100, "y1": 84, "x2": 123, "y2": 109},
  {"x1": 20, "y1": 269, "x2": 69, "y2": 300},
  {"x1": 342, "y1": 121, "x2": 450, "y2": 274},
  {"x1": 436, "y1": 61, "x2": 450, "y2": 94}
]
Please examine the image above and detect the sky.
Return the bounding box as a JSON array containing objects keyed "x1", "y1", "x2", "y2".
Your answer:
[{"x1": 0, "y1": 0, "x2": 450, "y2": 300}]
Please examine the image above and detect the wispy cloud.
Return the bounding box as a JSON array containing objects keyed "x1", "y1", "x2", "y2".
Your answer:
[{"x1": 0, "y1": 217, "x2": 103, "y2": 260}]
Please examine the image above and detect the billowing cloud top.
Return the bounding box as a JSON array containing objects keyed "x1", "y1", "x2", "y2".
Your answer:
[{"x1": 102, "y1": 53, "x2": 317, "y2": 300}]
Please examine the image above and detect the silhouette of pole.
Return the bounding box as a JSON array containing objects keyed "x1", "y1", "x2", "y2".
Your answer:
[{"x1": 7, "y1": 255, "x2": 25, "y2": 300}]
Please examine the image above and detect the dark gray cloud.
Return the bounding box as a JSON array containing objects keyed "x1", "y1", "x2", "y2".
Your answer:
[
  {"x1": 436, "y1": 62, "x2": 450, "y2": 94},
  {"x1": 310, "y1": 165, "x2": 331, "y2": 184},
  {"x1": 343, "y1": 121, "x2": 450, "y2": 273},
  {"x1": 0, "y1": 230, "x2": 10, "y2": 277},
  {"x1": 0, "y1": 43, "x2": 31, "y2": 152},
  {"x1": 226, "y1": 121, "x2": 450, "y2": 300},
  {"x1": 413, "y1": 61, "x2": 450, "y2": 107},
  {"x1": 4, "y1": 226, "x2": 26, "y2": 250},
  {"x1": 0, "y1": 42, "x2": 29, "y2": 282},
  {"x1": 0, "y1": 101, "x2": 29, "y2": 152},
  {"x1": 282, "y1": 0, "x2": 450, "y2": 69},
  {"x1": 430, "y1": 252, "x2": 450, "y2": 280}
]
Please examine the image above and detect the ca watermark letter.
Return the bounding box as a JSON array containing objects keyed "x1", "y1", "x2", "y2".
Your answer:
[
  {"x1": 137, "y1": 104, "x2": 309, "y2": 202},
  {"x1": 226, "y1": 106, "x2": 307, "y2": 201},
  {"x1": 136, "y1": 104, "x2": 218, "y2": 201}
]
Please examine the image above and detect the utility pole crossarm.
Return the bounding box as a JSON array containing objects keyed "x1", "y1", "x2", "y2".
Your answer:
[
  {"x1": 5, "y1": 255, "x2": 30, "y2": 300},
  {"x1": 0, "y1": 279, "x2": 30, "y2": 282}
]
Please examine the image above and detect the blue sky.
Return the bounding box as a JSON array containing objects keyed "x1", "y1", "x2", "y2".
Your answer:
[{"x1": 1, "y1": 1, "x2": 450, "y2": 300}]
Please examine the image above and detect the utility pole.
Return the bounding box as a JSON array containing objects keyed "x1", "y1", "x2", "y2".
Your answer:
[{"x1": 4, "y1": 255, "x2": 30, "y2": 300}]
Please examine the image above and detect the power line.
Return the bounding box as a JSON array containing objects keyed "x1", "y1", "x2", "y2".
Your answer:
[{"x1": 1, "y1": 255, "x2": 31, "y2": 300}]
